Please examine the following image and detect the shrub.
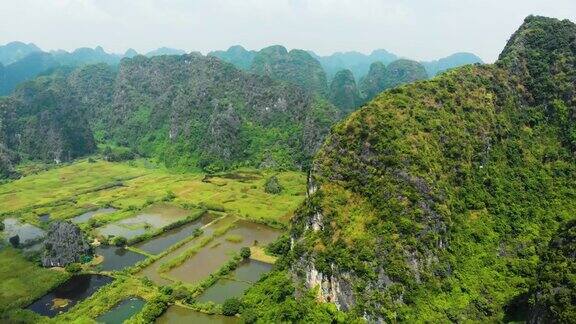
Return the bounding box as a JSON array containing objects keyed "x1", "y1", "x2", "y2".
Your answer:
[
  {"x1": 264, "y1": 176, "x2": 283, "y2": 194},
  {"x1": 0, "y1": 222, "x2": 4, "y2": 231},
  {"x1": 240, "y1": 247, "x2": 251, "y2": 259},
  {"x1": 163, "y1": 190, "x2": 176, "y2": 202},
  {"x1": 65, "y1": 263, "x2": 82, "y2": 273},
  {"x1": 225, "y1": 234, "x2": 243, "y2": 243},
  {"x1": 140, "y1": 295, "x2": 169, "y2": 322},
  {"x1": 222, "y1": 297, "x2": 242, "y2": 316},
  {"x1": 112, "y1": 236, "x2": 127, "y2": 247}
]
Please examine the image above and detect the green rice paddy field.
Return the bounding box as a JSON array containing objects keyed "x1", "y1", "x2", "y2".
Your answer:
[
  {"x1": 0, "y1": 159, "x2": 307, "y2": 322},
  {"x1": 0, "y1": 159, "x2": 306, "y2": 226}
]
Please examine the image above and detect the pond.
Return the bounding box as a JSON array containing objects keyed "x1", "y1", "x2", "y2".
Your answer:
[
  {"x1": 232, "y1": 259, "x2": 273, "y2": 283},
  {"x1": 167, "y1": 220, "x2": 280, "y2": 284},
  {"x1": 96, "y1": 245, "x2": 147, "y2": 271},
  {"x1": 97, "y1": 204, "x2": 192, "y2": 240},
  {"x1": 137, "y1": 216, "x2": 235, "y2": 286},
  {"x1": 27, "y1": 274, "x2": 113, "y2": 317},
  {"x1": 71, "y1": 207, "x2": 118, "y2": 224},
  {"x1": 133, "y1": 213, "x2": 217, "y2": 255},
  {"x1": 38, "y1": 214, "x2": 51, "y2": 223},
  {"x1": 155, "y1": 305, "x2": 239, "y2": 324},
  {"x1": 197, "y1": 260, "x2": 272, "y2": 304},
  {"x1": 2, "y1": 218, "x2": 46, "y2": 246},
  {"x1": 197, "y1": 279, "x2": 251, "y2": 304},
  {"x1": 95, "y1": 297, "x2": 145, "y2": 323}
]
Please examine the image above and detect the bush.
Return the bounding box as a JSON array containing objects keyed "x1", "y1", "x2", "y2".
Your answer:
[
  {"x1": 222, "y1": 297, "x2": 242, "y2": 316},
  {"x1": 65, "y1": 263, "x2": 82, "y2": 273},
  {"x1": 112, "y1": 236, "x2": 127, "y2": 247},
  {"x1": 266, "y1": 235, "x2": 291, "y2": 256},
  {"x1": 240, "y1": 247, "x2": 251, "y2": 259},
  {"x1": 163, "y1": 190, "x2": 176, "y2": 202},
  {"x1": 264, "y1": 176, "x2": 283, "y2": 194},
  {"x1": 173, "y1": 286, "x2": 194, "y2": 304},
  {"x1": 140, "y1": 295, "x2": 169, "y2": 322},
  {"x1": 0, "y1": 222, "x2": 4, "y2": 231}
]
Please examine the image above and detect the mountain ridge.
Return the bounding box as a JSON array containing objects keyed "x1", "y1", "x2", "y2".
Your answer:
[{"x1": 274, "y1": 15, "x2": 576, "y2": 322}]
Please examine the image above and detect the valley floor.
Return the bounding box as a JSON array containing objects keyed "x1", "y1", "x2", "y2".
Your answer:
[{"x1": 0, "y1": 158, "x2": 306, "y2": 323}]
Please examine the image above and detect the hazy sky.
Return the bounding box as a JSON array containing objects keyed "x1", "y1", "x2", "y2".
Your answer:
[{"x1": 1, "y1": 0, "x2": 575, "y2": 62}]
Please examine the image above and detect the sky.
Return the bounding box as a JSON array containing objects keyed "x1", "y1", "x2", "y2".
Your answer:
[{"x1": 0, "y1": 0, "x2": 575, "y2": 63}]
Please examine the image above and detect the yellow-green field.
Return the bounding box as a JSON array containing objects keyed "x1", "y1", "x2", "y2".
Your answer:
[
  {"x1": 0, "y1": 248, "x2": 69, "y2": 313},
  {"x1": 0, "y1": 159, "x2": 307, "y2": 226}
]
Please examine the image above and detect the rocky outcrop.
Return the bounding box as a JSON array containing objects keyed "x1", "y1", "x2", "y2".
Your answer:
[
  {"x1": 296, "y1": 258, "x2": 355, "y2": 311},
  {"x1": 42, "y1": 221, "x2": 91, "y2": 267}
]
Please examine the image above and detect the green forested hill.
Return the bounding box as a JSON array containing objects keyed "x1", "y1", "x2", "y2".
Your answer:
[
  {"x1": 359, "y1": 59, "x2": 429, "y2": 103},
  {"x1": 279, "y1": 15, "x2": 576, "y2": 322},
  {"x1": 0, "y1": 53, "x2": 339, "y2": 178},
  {"x1": 251, "y1": 45, "x2": 329, "y2": 96},
  {"x1": 209, "y1": 45, "x2": 257, "y2": 70},
  {"x1": 0, "y1": 71, "x2": 96, "y2": 170},
  {"x1": 0, "y1": 41, "x2": 41, "y2": 65},
  {"x1": 329, "y1": 69, "x2": 361, "y2": 113}
]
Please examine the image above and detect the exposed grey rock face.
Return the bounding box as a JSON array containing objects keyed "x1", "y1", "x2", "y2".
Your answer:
[{"x1": 42, "y1": 221, "x2": 91, "y2": 267}]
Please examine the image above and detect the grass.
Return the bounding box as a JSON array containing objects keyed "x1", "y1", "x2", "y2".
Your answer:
[
  {"x1": 224, "y1": 234, "x2": 243, "y2": 243},
  {"x1": 249, "y1": 246, "x2": 277, "y2": 264},
  {"x1": 0, "y1": 247, "x2": 70, "y2": 312},
  {"x1": 0, "y1": 159, "x2": 306, "y2": 226}
]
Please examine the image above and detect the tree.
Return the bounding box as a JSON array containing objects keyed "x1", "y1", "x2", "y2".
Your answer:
[
  {"x1": 264, "y1": 176, "x2": 283, "y2": 194},
  {"x1": 112, "y1": 236, "x2": 127, "y2": 247},
  {"x1": 240, "y1": 247, "x2": 251, "y2": 259},
  {"x1": 222, "y1": 297, "x2": 242, "y2": 316}
]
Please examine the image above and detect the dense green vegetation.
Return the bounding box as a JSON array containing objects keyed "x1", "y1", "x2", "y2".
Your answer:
[
  {"x1": 359, "y1": 59, "x2": 428, "y2": 103},
  {"x1": 0, "y1": 53, "x2": 339, "y2": 176},
  {"x1": 281, "y1": 15, "x2": 576, "y2": 322},
  {"x1": 251, "y1": 45, "x2": 329, "y2": 96},
  {"x1": 528, "y1": 219, "x2": 575, "y2": 323},
  {"x1": 241, "y1": 271, "x2": 349, "y2": 323},
  {"x1": 329, "y1": 69, "x2": 362, "y2": 113}
]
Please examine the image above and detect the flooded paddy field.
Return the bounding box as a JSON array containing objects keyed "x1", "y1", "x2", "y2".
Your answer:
[
  {"x1": 137, "y1": 215, "x2": 236, "y2": 286},
  {"x1": 27, "y1": 274, "x2": 113, "y2": 317},
  {"x1": 0, "y1": 160, "x2": 304, "y2": 323},
  {"x1": 133, "y1": 212, "x2": 217, "y2": 255},
  {"x1": 95, "y1": 245, "x2": 148, "y2": 271},
  {"x1": 166, "y1": 220, "x2": 280, "y2": 285},
  {"x1": 155, "y1": 305, "x2": 239, "y2": 324},
  {"x1": 95, "y1": 297, "x2": 145, "y2": 323},
  {"x1": 71, "y1": 207, "x2": 118, "y2": 224},
  {"x1": 2, "y1": 218, "x2": 46, "y2": 246},
  {"x1": 197, "y1": 279, "x2": 252, "y2": 304},
  {"x1": 97, "y1": 203, "x2": 192, "y2": 240},
  {"x1": 197, "y1": 259, "x2": 273, "y2": 304}
]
